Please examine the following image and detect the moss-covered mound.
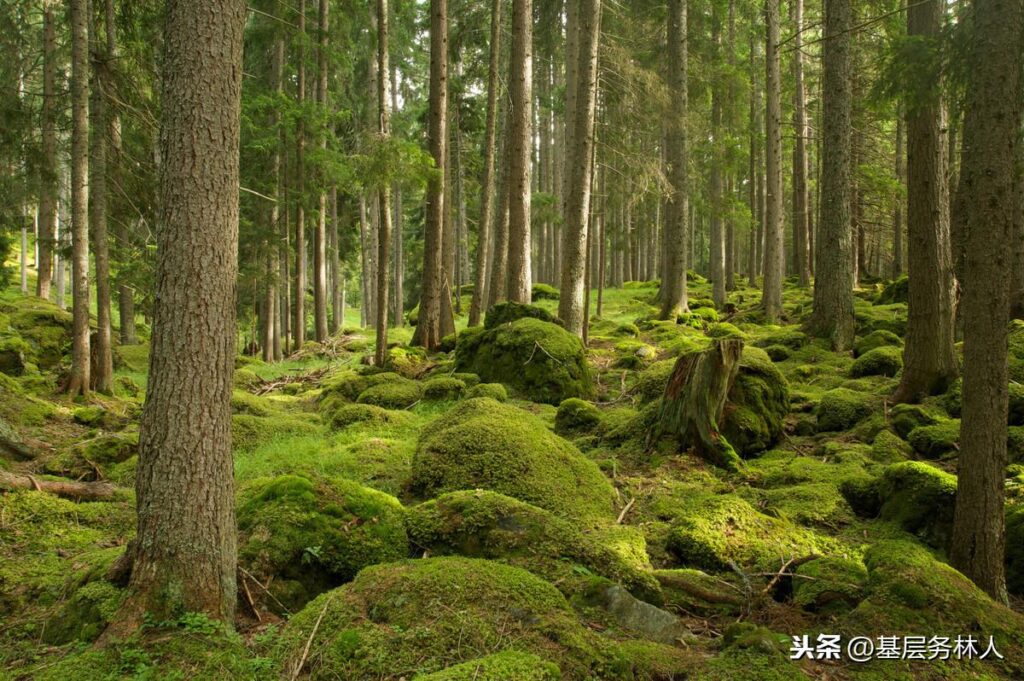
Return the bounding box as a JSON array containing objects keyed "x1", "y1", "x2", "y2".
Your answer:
[
  {"x1": 0, "y1": 296, "x2": 73, "y2": 370},
  {"x1": 721, "y1": 347, "x2": 790, "y2": 457},
  {"x1": 455, "y1": 318, "x2": 593, "y2": 404},
  {"x1": 271, "y1": 557, "x2": 630, "y2": 679},
  {"x1": 41, "y1": 547, "x2": 125, "y2": 644},
  {"x1": 816, "y1": 388, "x2": 875, "y2": 432},
  {"x1": 853, "y1": 329, "x2": 903, "y2": 358},
  {"x1": 531, "y1": 283, "x2": 560, "y2": 301},
  {"x1": 231, "y1": 411, "x2": 320, "y2": 452},
  {"x1": 320, "y1": 370, "x2": 407, "y2": 403},
  {"x1": 792, "y1": 556, "x2": 868, "y2": 615},
  {"x1": 237, "y1": 475, "x2": 408, "y2": 612},
  {"x1": 325, "y1": 403, "x2": 412, "y2": 430},
  {"x1": 1006, "y1": 505, "x2": 1024, "y2": 596},
  {"x1": 421, "y1": 376, "x2": 466, "y2": 401},
  {"x1": 406, "y1": 490, "x2": 660, "y2": 601},
  {"x1": 484, "y1": 301, "x2": 560, "y2": 329},
  {"x1": 414, "y1": 651, "x2": 560, "y2": 681},
  {"x1": 465, "y1": 382, "x2": 507, "y2": 401},
  {"x1": 357, "y1": 378, "x2": 423, "y2": 409},
  {"x1": 409, "y1": 398, "x2": 615, "y2": 524},
  {"x1": 876, "y1": 461, "x2": 957, "y2": 548},
  {"x1": 849, "y1": 345, "x2": 903, "y2": 378},
  {"x1": 906, "y1": 419, "x2": 959, "y2": 459},
  {"x1": 876, "y1": 276, "x2": 909, "y2": 304},
  {"x1": 555, "y1": 398, "x2": 603, "y2": 435}
]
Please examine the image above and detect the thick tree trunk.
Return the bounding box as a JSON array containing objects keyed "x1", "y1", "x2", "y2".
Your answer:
[
  {"x1": 89, "y1": 11, "x2": 114, "y2": 394},
  {"x1": 747, "y1": 31, "x2": 759, "y2": 288},
  {"x1": 893, "y1": 116, "x2": 904, "y2": 278},
  {"x1": 412, "y1": 0, "x2": 449, "y2": 351},
  {"x1": 653, "y1": 339, "x2": 744, "y2": 472},
  {"x1": 709, "y1": 5, "x2": 726, "y2": 309},
  {"x1": 110, "y1": 0, "x2": 245, "y2": 633},
  {"x1": 558, "y1": 0, "x2": 602, "y2": 337},
  {"x1": 658, "y1": 0, "x2": 689, "y2": 320},
  {"x1": 950, "y1": 0, "x2": 1023, "y2": 605},
  {"x1": 313, "y1": 0, "x2": 329, "y2": 343},
  {"x1": 37, "y1": 6, "x2": 57, "y2": 301},
  {"x1": 487, "y1": 107, "x2": 512, "y2": 309},
  {"x1": 375, "y1": 0, "x2": 392, "y2": 366},
  {"x1": 505, "y1": 0, "x2": 533, "y2": 303},
  {"x1": 469, "y1": 0, "x2": 503, "y2": 327},
  {"x1": 761, "y1": 0, "x2": 784, "y2": 323},
  {"x1": 293, "y1": 0, "x2": 307, "y2": 350},
  {"x1": 390, "y1": 65, "x2": 404, "y2": 328},
  {"x1": 807, "y1": 0, "x2": 855, "y2": 351},
  {"x1": 66, "y1": 0, "x2": 91, "y2": 397},
  {"x1": 893, "y1": 0, "x2": 959, "y2": 404},
  {"x1": 330, "y1": 187, "x2": 341, "y2": 334},
  {"x1": 791, "y1": 0, "x2": 810, "y2": 287}
]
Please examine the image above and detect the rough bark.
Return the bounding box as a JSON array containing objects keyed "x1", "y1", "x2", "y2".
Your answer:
[
  {"x1": 658, "y1": 0, "x2": 689, "y2": 320},
  {"x1": 89, "y1": 10, "x2": 114, "y2": 394},
  {"x1": 66, "y1": 0, "x2": 91, "y2": 397},
  {"x1": 505, "y1": 0, "x2": 533, "y2": 303},
  {"x1": 487, "y1": 106, "x2": 512, "y2": 308},
  {"x1": 709, "y1": 4, "x2": 726, "y2": 309},
  {"x1": 293, "y1": 0, "x2": 307, "y2": 350},
  {"x1": 313, "y1": 0, "x2": 329, "y2": 342},
  {"x1": 807, "y1": 0, "x2": 855, "y2": 351},
  {"x1": 375, "y1": 0, "x2": 392, "y2": 366},
  {"x1": 109, "y1": 0, "x2": 245, "y2": 633},
  {"x1": 761, "y1": 0, "x2": 784, "y2": 323},
  {"x1": 791, "y1": 0, "x2": 810, "y2": 287},
  {"x1": 893, "y1": 0, "x2": 959, "y2": 404},
  {"x1": 892, "y1": 116, "x2": 904, "y2": 278},
  {"x1": 950, "y1": 0, "x2": 1024, "y2": 605},
  {"x1": 37, "y1": 5, "x2": 57, "y2": 301},
  {"x1": 558, "y1": 0, "x2": 602, "y2": 337}
]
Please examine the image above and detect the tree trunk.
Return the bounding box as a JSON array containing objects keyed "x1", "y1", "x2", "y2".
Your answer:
[
  {"x1": 709, "y1": 4, "x2": 726, "y2": 309},
  {"x1": 761, "y1": 0, "x2": 784, "y2": 323},
  {"x1": 37, "y1": 5, "x2": 57, "y2": 301},
  {"x1": 893, "y1": 0, "x2": 959, "y2": 403},
  {"x1": 747, "y1": 30, "x2": 759, "y2": 288},
  {"x1": 652, "y1": 339, "x2": 744, "y2": 472},
  {"x1": 412, "y1": 0, "x2": 449, "y2": 351},
  {"x1": 390, "y1": 64, "x2": 404, "y2": 328},
  {"x1": 89, "y1": 8, "x2": 114, "y2": 394},
  {"x1": 893, "y1": 115, "x2": 904, "y2": 278},
  {"x1": 558, "y1": 0, "x2": 602, "y2": 336},
  {"x1": 659, "y1": 0, "x2": 689, "y2": 320},
  {"x1": 505, "y1": 0, "x2": 533, "y2": 303},
  {"x1": 66, "y1": 0, "x2": 91, "y2": 397},
  {"x1": 330, "y1": 187, "x2": 341, "y2": 334},
  {"x1": 375, "y1": 0, "x2": 392, "y2": 366},
  {"x1": 293, "y1": 0, "x2": 307, "y2": 351},
  {"x1": 488, "y1": 106, "x2": 512, "y2": 308},
  {"x1": 807, "y1": 0, "x2": 855, "y2": 351},
  {"x1": 791, "y1": 0, "x2": 810, "y2": 287},
  {"x1": 313, "y1": 0, "x2": 329, "y2": 342},
  {"x1": 109, "y1": 0, "x2": 245, "y2": 633},
  {"x1": 950, "y1": 0, "x2": 1023, "y2": 605},
  {"x1": 469, "y1": 0, "x2": 503, "y2": 327}
]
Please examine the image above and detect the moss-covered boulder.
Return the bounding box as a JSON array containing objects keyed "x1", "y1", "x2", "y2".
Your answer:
[
  {"x1": 531, "y1": 283, "x2": 560, "y2": 301},
  {"x1": 849, "y1": 346, "x2": 903, "y2": 378},
  {"x1": 906, "y1": 420, "x2": 960, "y2": 459},
  {"x1": 386, "y1": 346, "x2": 430, "y2": 378},
  {"x1": 721, "y1": 347, "x2": 790, "y2": 457},
  {"x1": 237, "y1": 475, "x2": 408, "y2": 611},
  {"x1": 889, "y1": 403, "x2": 940, "y2": 439},
  {"x1": 356, "y1": 378, "x2": 423, "y2": 409},
  {"x1": 816, "y1": 388, "x2": 874, "y2": 432},
  {"x1": 41, "y1": 547, "x2": 125, "y2": 644},
  {"x1": 271, "y1": 557, "x2": 627, "y2": 679},
  {"x1": 877, "y1": 461, "x2": 957, "y2": 548},
  {"x1": 465, "y1": 382, "x2": 507, "y2": 401},
  {"x1": 326, "y1": 403, "x2": 412, "y2": 430},
  {"x1": 405, "y1": 490, "x2": 660, "y2": 602},
  {"x1": 231, "y1": 412, "x2": 320, "y2": 451},
  {"x1": 792, "y1": 556, "x2": 868, "y2": 615},
  {"x1": 484, "y1": 301, "x2": 560, "y2": 329},
  {"x1": 754, "y1": 328, "x2": 808, "y2": 351},
  {"x1": 876, "y1": 276, "x2": 909, "y2": 304},
  {"x1": 414, "y1": 651, "x2": 560, "y2": 681},
  {"x1": 853, "y1": 329, "x2": 903, "y2": 358},
  {"x1": 409, "y1": 398, "x2": 615, "y2": 524},
  {"x1": 633, "y1": 359, "x2": 676, "y2": 403},
  {"x1": 1, "y1": 296, "x2": 73, "y2": 370},
  {"x1": 421, "y1": 376, "x2": 466, "y2": 401},
  {"x1": 454, "y1": 317, "x2": 593, "y2": 405},
  {"x1": 321, "y1": 370, "x2": 406, "y2": 403},
  {"x1": 555, "y1": 398, "x2": 603, "y2": 435}
]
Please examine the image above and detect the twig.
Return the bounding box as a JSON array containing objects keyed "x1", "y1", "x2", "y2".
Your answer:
[
  {"x1": 616, "y1": 497, "x2": 636, "y2": 524},
  {"x1": 290, "y1": 592, "x2": 334, "y2": 681},
  {"x1": 239, "y1": 567, "x2": 291, "y2": 615}
]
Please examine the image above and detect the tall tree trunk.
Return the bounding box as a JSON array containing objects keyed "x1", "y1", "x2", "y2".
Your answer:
[
  {"x1": 89, "y1": 8, "x2": 113, "y2": 394},
  {"x1": 659, "y1": 0, "x2": 689, "y2": 320},
  {"x1": 893, "y1": 0, "x2": 959, "y2": 403},
  {"x1": 761, "y1": 0, "x2": 784, "y2": 322},
  {"x1": 359, "y1": 194, "x2": 370, "y2": 327},
  {"x1": 505, "y1": 0, "x2": 533, "y2": 303},
  {"x1": 807, "y1": 0, "x2": 855, "y2": 351},
  {"x1": 412, "y1": 0, "x2": 450, "y2": 350},
  {"x1": 375, "y1": 0, "x2": 393, "y2": 366},
  {"x1": 791, "y1": 0, "x2": 810, "y2": 287},
  {"x1": 709, "y1": 4, "x2": 726, "y2": 309},
  {"x1": 893, "y1": 115, "x2": 904, "y2": 278},
  {"x1": 469, "y1": 0, "x2": 503, "y2": 327},
  {"x1": 747, "y1": 30, "x2": 759, "y2": 288},
  {"x1": 950, "y1": 0, "x2": 1023, "y2": 604},
  {"x1": 390, "y1": 64, "x2": 404, "y2": 328},
  {"x1": 37, "y1": 5, "x2": 57, "y2": 301},
  {"x1": 330, "y1": 187, "x2": 341, "y2": 333},
  {"x1": 313, "y1": 0, "x2": 329, "y2": 342},
  {"x1": 293, "y1": 0, "x2": 307, "y2": 351},
  {"x1": 264, "y1": 35, "x2": 285, "y2": 362},
  {"x1": 487, "y1": 115, "x2": 512, "y2": 309},
  {"x1": 110, "y1": 0, "x2": 245, "y2": 632},
  {"x1": 66, "y1": 0, "x2": 91, "y2": 397},
  {"x1": 558, "y1": 0, "x2": 602, "y2": 336}
]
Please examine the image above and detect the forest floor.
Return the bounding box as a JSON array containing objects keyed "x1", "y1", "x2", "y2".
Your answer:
[{"x1": 2, "y1": 271, "x2": 1024, "y2": 680}]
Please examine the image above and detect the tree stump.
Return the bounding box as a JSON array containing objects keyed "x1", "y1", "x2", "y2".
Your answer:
[{"x1": 651, "y1": 338, "x2": 745, "y2": 471}]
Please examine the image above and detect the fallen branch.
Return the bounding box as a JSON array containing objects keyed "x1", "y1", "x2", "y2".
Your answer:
[
  {"x1": 655, "y1": 572, "x2": 746, "y2": 606},
  {"x1": 0, "y1": 471, "x2": 119, "y2": 501},
  {"x1": 290, "y1": 592, "x2": 334, "y2": 681},
  {"x1": 616, "y1": 497, "x2": 636, "y2": 525},
  {"x1": 760, "y1": 554, "x2": 820, "y2": 599}
]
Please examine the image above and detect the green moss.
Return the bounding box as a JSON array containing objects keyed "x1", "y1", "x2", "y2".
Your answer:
[
  {"x1": 386, "y1": 346, "x2": 430, "y2": 378},
  {"x1": 231, "y1": 389, "x2": 274, "y2": 416},
  {"x1": 876, "y1": 276, "x2": 909, "y2": 304},
  {"x1": 455, "y1": 317, "x2": 593, "y2": 405},
  {"x1": 405, "y1": 490, "x2": 660, "y2": 602},
  {"x1": 326, "y1": 403, "x2": 412, "y2": 430},
  {"x1": 1, "y1": 296, "x2": 73, "y2": 370},
  {"x1": 356, "y1": 379, "x2": 423, "y2": 409},
  {"x1": 77, "y1": 431, "x2": 139, "y2": 465},
  {"x1": 1006, "y1": 506, "x2": 1024, "y2": 596},
  {"x1": 816, "y1": 388, "x2": 875, "y2": 432},
  {"x1": 706, "y1": 322, "x2": 747, "y2": 340},
  {"x1": 792, "y1": 556, "x2": 868, "y2": 614},
  {"x1": 722, "y1": 347, "x2": 790, "y2": 458},
  {"x1": 889, "y1": 403, "x2": 940, "y2": 439},
  {"x1": 854, "y1": 329, "x2": 903, "y2": 358},
  {"x1": 613, "y1": 340, "x2": 657, "y2": 369},
  {"x1": 755, "y1": 328, "x2": 809, "y2": 351},
  {"x1": 231, "y1": 412, "x2": 320, "y2": 452},
  {"x1": 554, "y1": 398, "x2": 603, "y2": 435},
  {"x1": 850, "y1": 346, "x2": 903, "y2": 378},
  {"x1": 870, "y1": 429, "x2": 912, "y2": 463},
  {"x1": 531, "y1": 283, "x2": 560, "y2": 301},
  {"x1": 270, "y1": 557, "x2": 625, "y2": 680},
  {"x1": 632, "y1": 359, "x2": 675, "y2": 403},
  {"x1": 410, "y1": 398, "x2": 615, "y2": 524},
  {"x1": 484, "y1": 302, "x2": 560, "y2": 329},
  {"x1": 321, "y1": 370, "x2": 406, "y2": 402},
  {"x1": 413, "y1": 651, "x2": 560, "y2": 681},
  {"x1": 877, "y1": 461, "x2": 957, "y2": 548},
  {"x1": 421, "y1": 377, "x2": 466, "y2": 401},
  {"x1": 233, "y1": 367, "x2": 263, "y2": 391},
  {"x1": 666, "y1": 493, "x2": 827, "y2": 572},
  {"x1": 906, "y1": 419, "x2": 959, "y2": 459},
  {"x1": 237, "y1": 475, "x2": 408, "y2": 612},
  {"x1": 465, "y1": 382, "x2": 507, "y2": 401},
  {"x1": 72, "y1": 405, "x2": 109, "y2": 427},
  {"x1": 762, "y1": 344, "x2": 790, "y2": 361},
  {"x1": 698, "y1": 646, "x2": 809, "y2": 680}
]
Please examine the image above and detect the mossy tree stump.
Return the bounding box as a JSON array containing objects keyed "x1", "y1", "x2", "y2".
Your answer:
[{"x1": 653, "y1": 338, "x2": 744, "y2": 471}]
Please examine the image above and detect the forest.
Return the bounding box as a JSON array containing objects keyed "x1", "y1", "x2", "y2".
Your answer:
[{"x1": 0, "y1": 0, "x2": 1022, "y2": 678}]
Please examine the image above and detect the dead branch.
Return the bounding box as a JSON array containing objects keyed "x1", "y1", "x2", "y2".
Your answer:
[{"x1": 0, "y1": 471, "x2": 120, "y2": 501}]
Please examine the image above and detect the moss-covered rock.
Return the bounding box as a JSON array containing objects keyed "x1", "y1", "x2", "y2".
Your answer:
[
  {"x1": 849, "y1": 346, "x2": 903, "y2": 378},
  {"x1": 41, "y1": 547, "x2": 125, "y2": 644},
  {"x1": 321, "y1": 370, "x2": 406, "y2": 403},
  {"x1": 386, "y1": 346, "x2": 430, "y2": 378},
  {"x1": 721, "y1": 347, "x2": 790, "y2": 457},
  {"x1": 792, "y1": 556, "x2": 868, "y2": 614},
  {"x1": 405, "y1": 490, "x2": 660, "y2": 602},
  {"x1": 870, "y1": 429, "x2": 912, "y2": 463},
  {"x1": 853, "y1": 329, "x2": 903, "y2": 358},
  {"x1": 72, "y1": 405, "x2": 109, "y2": 428},
  {"x1": 1, "y1": 296, "x2": 73, "y2": 370},
  {"x1": 816, "y1": 388, "x2": 875, "y2": 432},
  {"x1": 876, "y1": 276, "x2": 909, "y2": 304},
  {"x1": 465, "y1": 382, "x2": 507, "y2": 401},
  {"x1": 755, "y1": 328, "x2": 809, "y2": 351},
  {"x1": 410, "y1": 398, "x2": 615, "y2": 524},
  {"x1": 231, "y1": 412, "x2": 320, "y2": 452},
  {"x1": 889, "y1": 403, "x2": 940, "y2": 439},
  {"x1": 484, "y1": 301, "x2": 560, "y2": 329},
  {"x1": 455, "y1": 317, "x2": 593, "y2": 405},
  {"x1": 326, "y1": 403, "x2": 412, "y2": 430},
  {"x1": 613, "y1": 340, "x2": 658, "y2": 369},
  {"x1": 232, "y1": 366, "x2": 263, "y2": 391},
  {"x1": 356, "y1": 379, "x2": 423, "y2": 409},
  {"x1": 707, "y1": 322, "x2": 748, "y2": 340},
  {"x1": 632, "y1": 359, "x2": 676, "y2": 403},
  {"x1": 421, "y1": 376, "x2": 467, "y2": 401},
  {"x1": 531, "y1": 283, "x2": 560, "y2": 301},
  {"x1": 237, "y1": 475, "x2": 408, "y2": 612},
  {"x1": 555, "y1": 398, "x2": 603, "y2": 435},
  {"x1": 74, "y1": 431, "x2": 139, "y2": 465},
  {"x1": 413, "y1": 651, "x2": 560, "y2": 681},
  {"x1": 877, "y1": 461, "x2": 957, "y2": 548},
  {"x1": 906, "y1": 420, "x2": 959, "y2": 459}
]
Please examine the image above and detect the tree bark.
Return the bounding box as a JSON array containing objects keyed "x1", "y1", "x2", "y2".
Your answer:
[
  {"x1": 313, "y1": 0, "x2": 329, "y2": 343},
  {"x1": 90, "y1": 7, "x2": 114, "y2": 394},
  {"x1": 658, "y1": 0, "x2": 690, "y2": 320},
  {"x1": 892, "y1": 115, "x2": 904, "y2": 278},
  {"x1": 761, "y1": 0, "x2": 784, "y2": 323},
  {"x1": 66, "y1": 0, "x2": 91, "y2": 397},
  {"x1": 37, "y1": 5, "x2": 57, "y2": 301},
  {"x1": 487, "y1": 105, "x2": 512, "y2": 308},
  {"x1": 950, "y1": 0, "x2": 1024, "y2": 605},
  {"x1": 893, "y1": 0, "x2": 959, "y2": 404},
  {"x1": 110, "y1": 0, "x2": 245, "y2": 633},
  {"x1": 0, "y1": 471, "x2": 119, "y2": 502},
  {"x1": 791, "y1": 0, "x2": 810, "y2": 287},
  {"x1": 293, "y1": 0, "x2": 307, "y2": 350},
  {"x1": 709, "y1": 4, "x2": 726, "y2": 309},
  {"x1": 505, "y1": 0, "x2": 533, "y2": 303},
  {"x1": 375, "y1": 0, "x2": 392, "y2": 366},
  {"x1": 807, "y1": 0, "x2": 855, "y2": 351}
]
